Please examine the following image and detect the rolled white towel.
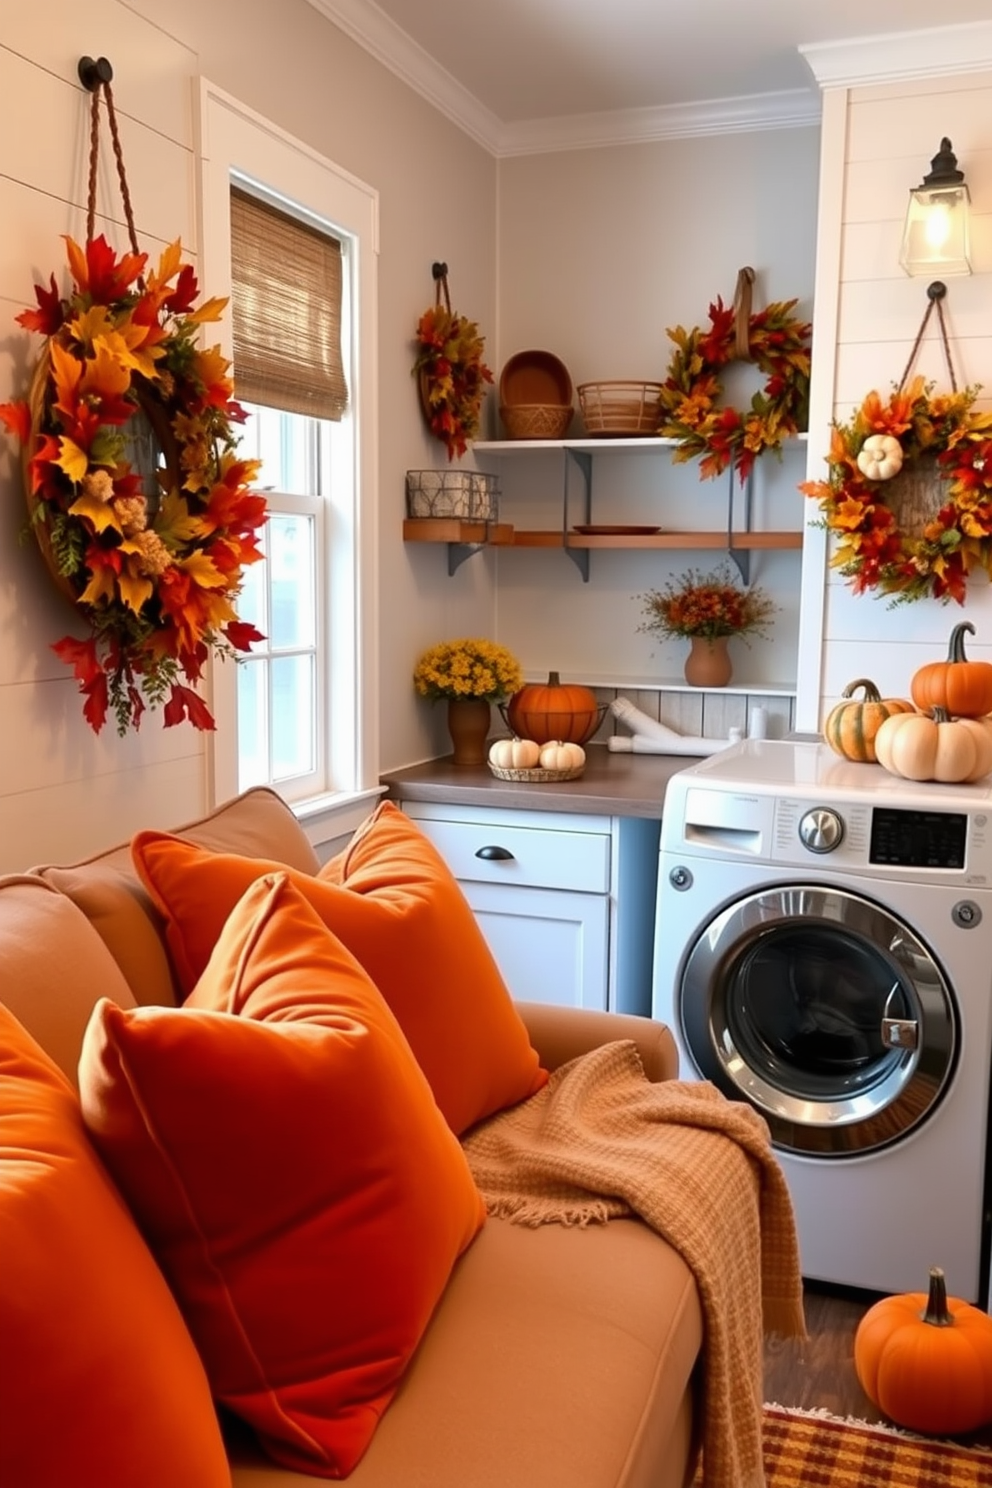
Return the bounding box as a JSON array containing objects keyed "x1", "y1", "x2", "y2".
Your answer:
[
  {"x1": 610, "y1": 697, "x2": 684, "y2": 740},
  {"x1": 607, "y1": 733, "x2": 731, "y2": 757}
]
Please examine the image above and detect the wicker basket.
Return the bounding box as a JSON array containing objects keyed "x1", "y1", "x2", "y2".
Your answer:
[
  {"x1": 488, "y1": 763, "x2": 585, "y2": 783},
  {"x1": 577, "y1": 380, "x2": 664, "y2": 437},
  {"x1": 500, "y1": 403, "x2": 573, "y2": 440}
]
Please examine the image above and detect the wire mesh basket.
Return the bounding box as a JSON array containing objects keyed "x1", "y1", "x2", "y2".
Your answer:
[{"x1": 405, "y1": 470, "x2": 500, "y2": 520}]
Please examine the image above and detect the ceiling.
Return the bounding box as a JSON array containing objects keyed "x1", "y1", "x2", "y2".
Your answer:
[{"x1": 307, "y1": 0, "x2": 992, "y2": 151}]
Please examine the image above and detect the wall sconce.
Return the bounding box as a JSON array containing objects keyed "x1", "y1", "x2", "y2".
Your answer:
[{"x1": 900, "y1": 138, "x2": 972, "y2": 278}]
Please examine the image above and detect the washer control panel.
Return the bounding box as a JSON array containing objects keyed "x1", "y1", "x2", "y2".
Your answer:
[{"x1": 676, "y1": 782, "x2": 992, "y2": 886}]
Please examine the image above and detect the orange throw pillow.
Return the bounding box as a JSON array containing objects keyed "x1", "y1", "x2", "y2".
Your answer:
[
  {"x1": 0, "y1": 1004, "x2": 230, "y2": 1488},
  {"x1": 132, "y1": 800, "x2": 546, "y2": 1134},
  {"x1": 79, "y1": 873, "x2": 485, "y2": 1479}
]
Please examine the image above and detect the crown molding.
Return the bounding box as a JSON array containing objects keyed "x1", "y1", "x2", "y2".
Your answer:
[
  {"x1": 800, "y1": 20, "x2": 992, "y2": 87},
  {"x1": 304, "y1": 0, "x2": 503, "y2": 151},
  {"x1": 498, "y1": 90, "x2": 820, "y2": 156},
  {"x1": 305, "y1": 0, "x2": 820, "y2": 154}
]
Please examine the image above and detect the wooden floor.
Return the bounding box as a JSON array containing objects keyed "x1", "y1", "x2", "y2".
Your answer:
[{"x1": 764, "y1": 1282, "x2": 992, "y2": 1448}]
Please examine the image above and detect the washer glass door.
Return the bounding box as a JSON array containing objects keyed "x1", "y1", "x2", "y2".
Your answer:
[{"x1": 679, "y1": 885, "x2": 957, "y2": 1156}]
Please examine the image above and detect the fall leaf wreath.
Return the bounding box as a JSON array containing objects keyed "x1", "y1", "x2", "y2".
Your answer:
[
  {"x1": 0, "y1": 235, "x2": 267, "y2": 734},
  {"x1": 800, "y1": 375, "x2": 992, "y2": 606},
  {"x1": 413, "y1": 265, "x2": 493, "y2": 461},
  {"x1": 658, "y1": 291, "x2": 812, "y2": 483}
]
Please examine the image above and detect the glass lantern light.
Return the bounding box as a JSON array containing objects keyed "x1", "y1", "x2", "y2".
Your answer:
[{"x1": 899, "y1": 138, "x2": 972, "y2": 278}]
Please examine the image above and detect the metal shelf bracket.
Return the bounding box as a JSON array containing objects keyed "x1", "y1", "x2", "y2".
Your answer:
[
  {"x1": 727, "y1": 467, "x2": 754, "y2": 584},
  {"x1": 563, "y1": 448, "x2": 592, "y2": 581}
]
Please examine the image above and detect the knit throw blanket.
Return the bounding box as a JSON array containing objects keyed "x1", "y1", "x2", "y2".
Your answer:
[{"x1": 461, "y1": 1041, "x2": 806, "y2": 1488}]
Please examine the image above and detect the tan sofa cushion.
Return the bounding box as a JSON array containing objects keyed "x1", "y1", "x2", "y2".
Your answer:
[
  {"x1": 0, "y1": 875, "x2": 137, "y2": 1086},
  {"x1": 227, "y1": 1215, "x2": 702, "y2": 1488},
  {"x1": 36, "y1": 786, "x2": 319, "y2": 1008}
]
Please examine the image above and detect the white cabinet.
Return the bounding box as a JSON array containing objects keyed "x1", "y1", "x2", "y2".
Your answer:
[{"x1": 403, "y1": 801, "x2": 660, "y2": 1015}]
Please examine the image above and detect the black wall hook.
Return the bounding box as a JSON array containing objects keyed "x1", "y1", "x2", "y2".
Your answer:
[{"x1": 78, "y1": 56, "x2": 113, "y2": 91}]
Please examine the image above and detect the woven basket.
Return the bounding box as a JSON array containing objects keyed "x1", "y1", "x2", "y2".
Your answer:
[
  {"x1": 500, "y1": 403, "x2": 573, "y2": 440},
  {"x1": 577, "y1": 380, "x2": 664, "y2": 437},
  {"x1": 488, "y1": 763, "x2": 585, "y2": 783}
]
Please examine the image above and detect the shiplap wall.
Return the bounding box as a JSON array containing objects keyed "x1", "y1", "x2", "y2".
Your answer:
[
  {"x1": 0, "y1": 1, "x2": 499, "y2": 872},
  {"x1": 0, "y1": 6, "x2": 206, "y2": 870},
  {"x1": 796, "y1": 69, "x2": 992, "y2": 732}
]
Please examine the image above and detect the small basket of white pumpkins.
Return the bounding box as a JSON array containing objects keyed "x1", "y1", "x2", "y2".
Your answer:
[
  {"x1": 487, "y1": 735, "x2": 586, "y2": 782},
  {"x1": 824, "y1": 623, "x2": 992, "y2": 784}
]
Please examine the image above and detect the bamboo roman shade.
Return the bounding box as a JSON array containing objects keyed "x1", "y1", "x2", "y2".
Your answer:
[{"x1": 230, "y1": 187, "x2": 348, "y2": 421}]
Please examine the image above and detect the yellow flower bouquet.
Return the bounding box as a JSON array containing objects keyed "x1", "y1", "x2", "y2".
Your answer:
[{"x1": 413, "y1": 638, "x2": 522, "y2": 702}]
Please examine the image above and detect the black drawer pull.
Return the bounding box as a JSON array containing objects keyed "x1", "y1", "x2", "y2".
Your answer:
[{"x1": 475, "y1": 844, "x2": 515, "y2": 862}]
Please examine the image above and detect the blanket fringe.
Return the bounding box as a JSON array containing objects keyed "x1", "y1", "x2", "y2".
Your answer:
[{"x1": 485, "y1": 1195, "x2": 617, "y2": 1227}]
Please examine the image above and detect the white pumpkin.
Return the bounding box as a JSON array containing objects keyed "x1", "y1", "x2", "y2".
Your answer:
[
  {"x1": 538, "y1": 740, "x2": 586, "y2": 771},
  {"x1": 856, "y1": 433, "x2": 904, "y2": 482},
  {"x1": 488, "y1": 736, "x2": 541, "y2": 769},
  {"x1": 874, "y1": 709, "x2": 992, "y2": 784}
]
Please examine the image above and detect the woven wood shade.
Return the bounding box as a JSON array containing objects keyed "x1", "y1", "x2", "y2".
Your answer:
[{"x1": 230, "y1": 186, "x2": 347, "y2": 421}]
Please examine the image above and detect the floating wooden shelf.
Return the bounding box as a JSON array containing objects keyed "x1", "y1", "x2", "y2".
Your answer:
[
  {"x1": 511, "y1": 530, "x2": 802, "y2": 551},
  {"x1": 402, "y1": 519, "x2": 515, "y2": 545}
]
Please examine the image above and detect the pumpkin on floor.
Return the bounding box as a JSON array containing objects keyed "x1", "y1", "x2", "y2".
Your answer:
[
  {"x1": 911, "y1": 622, "x2": 992, "y2": 719},
  {"x1": 822, "y1": 679, "x2": 914, "y2": 764},
  {"x1": 854, "y1": 1267, "x2": 992, "y2": 1436}
]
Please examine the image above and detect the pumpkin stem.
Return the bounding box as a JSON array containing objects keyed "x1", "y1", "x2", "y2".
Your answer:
[
  {"x1": 547, "y1": 671, "x2": 560, "y2": 686},
  {"x1": 949, "y1": 622, "x2": 976, "y2": 663},
  {"x1": 921, "y1": 1266, "x2": 954, "y2": 1327},
  {"x1": 843, "y1": 679, "x2": 881, "y2": 702},
  {"x1": 931, "y1": 705, "x2": 951, "y2": 724}
]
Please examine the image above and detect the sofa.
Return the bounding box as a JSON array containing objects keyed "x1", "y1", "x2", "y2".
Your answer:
[{"x1": 0, "y1": 785, "x2": 712, "y2": 1488}]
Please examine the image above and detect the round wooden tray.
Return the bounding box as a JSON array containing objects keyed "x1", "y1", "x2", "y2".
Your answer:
[{"x1": 488, "y1": 763, "x2": 585, "y2": 783}]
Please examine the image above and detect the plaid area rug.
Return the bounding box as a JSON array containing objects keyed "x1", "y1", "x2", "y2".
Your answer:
[{"x1": 693, "y1": 1405, "x2": 992, "y2": 1486}]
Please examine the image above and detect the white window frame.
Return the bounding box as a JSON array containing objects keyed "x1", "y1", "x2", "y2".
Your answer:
[{"x1": 195, "y1": 79, "x2": 381, "y2": 841}]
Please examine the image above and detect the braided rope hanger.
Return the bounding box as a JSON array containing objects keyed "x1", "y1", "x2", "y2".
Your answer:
[
  {"x1": 897, "y1": 280, "x2": 959, "y2": 393},
  {"x1": 78, "y1": 55, "x2": 143, "y2": 279}
]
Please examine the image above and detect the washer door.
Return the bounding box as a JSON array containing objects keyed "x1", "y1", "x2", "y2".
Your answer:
[{"x1": 679, "y1": 884, "x2": 957, "y2": 1156}]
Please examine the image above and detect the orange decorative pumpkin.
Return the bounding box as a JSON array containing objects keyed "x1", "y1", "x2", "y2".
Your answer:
[
  {"x1": 823, "y1": 678, "x2": 914, "y2": 763},
  {"x1": 854, "y1": 1267, "x2": 992, "y2": 1436},
  {"x1": 911, "y1": 621, "x2": 992, "y2": 719},
  {"x1": 505, "y1": 671, "x2": 604, "y2": 745}
]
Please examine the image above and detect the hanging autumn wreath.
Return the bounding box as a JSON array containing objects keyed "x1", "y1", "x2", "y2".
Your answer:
[
  {"x1": 800, "y1": 374, "x2": 992, "y2": 605},
  {"x1": 658, "y1": 268, "x2": 812, "y2": 483},
  {"x1": 0, "y1": 234, "x2": 267, "y2": 734},
  {"x1": 413, "y1": 262, "x2": 493, "y2": 461}
]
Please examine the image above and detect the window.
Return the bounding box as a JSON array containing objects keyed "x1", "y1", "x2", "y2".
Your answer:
[{"x1": 197, "y1": 81, "x2": 380, "y2": 830}]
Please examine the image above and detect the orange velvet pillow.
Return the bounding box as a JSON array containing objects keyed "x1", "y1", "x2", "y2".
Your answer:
[
  {"x1": 0, "y1": 1004, "x2": 230, "y2": 1488},
  {"x1": 79, "y1": 873, "x2": 485, "y2": 1479},
  {"x1": 131, "y1": 801, "x2": 547, "y2": 1134}
]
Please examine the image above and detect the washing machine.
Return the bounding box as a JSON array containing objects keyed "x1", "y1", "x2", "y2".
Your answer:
[{"x1": 652, "y1": 737, "x2": 992, "y2": 1303}]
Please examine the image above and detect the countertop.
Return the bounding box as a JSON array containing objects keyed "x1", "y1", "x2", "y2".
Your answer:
[{"x1": 380, "y1": 745, "x2": 701, "y2": 819}]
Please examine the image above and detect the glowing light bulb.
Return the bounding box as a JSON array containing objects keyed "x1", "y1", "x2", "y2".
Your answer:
[{"x1": 924, "y1": 200, "x2": 952, "y2": 251}]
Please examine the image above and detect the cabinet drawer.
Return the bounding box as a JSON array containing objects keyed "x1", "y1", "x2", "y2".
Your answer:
[{"x1": 411, "y1": 817, "x2": 610, "y2": 894}]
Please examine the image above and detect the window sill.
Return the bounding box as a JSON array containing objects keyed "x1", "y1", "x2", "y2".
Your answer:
[{"x1": 292, "y1": 785, "x2": 387, "y2": 854}]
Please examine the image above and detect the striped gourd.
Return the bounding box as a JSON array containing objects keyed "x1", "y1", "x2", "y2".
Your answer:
[{"x1": 823, "y1": 679, "x2": 915, "y2": 764}]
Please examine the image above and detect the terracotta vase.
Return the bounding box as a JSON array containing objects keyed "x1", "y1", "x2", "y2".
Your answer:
[
  {"x1": 446, "y1": 697, "x2": 492, "y2": 765},
  {"x1": 683, "y1": 635, "x2": 733, "y2": 688}
]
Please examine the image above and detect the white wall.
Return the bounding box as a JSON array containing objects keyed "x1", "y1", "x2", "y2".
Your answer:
[
  {"x1": 0, "y1": 0, "x2": 497, "y2": 870},
  {"x1": 798, "y1": 69, "x2": 992, "y2": 731},
  {"x1": 491, "y1": 127, "x2": 820, "y2": 693}
]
